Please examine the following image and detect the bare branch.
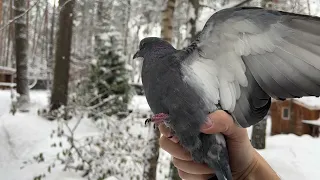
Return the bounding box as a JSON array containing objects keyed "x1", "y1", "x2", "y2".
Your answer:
[
  {"x1": 233, "y1": 0, "x2": 254, "y2": 8},
  {"x1": 200, "y1": 0, "x2": 254, "y2": 11},
  {"x1": 0, "y1": 0, "x2": 40, "y2": 31}
]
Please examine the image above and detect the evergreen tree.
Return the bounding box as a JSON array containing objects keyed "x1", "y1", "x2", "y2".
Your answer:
[{"x1": 89, "y1": 24, "x2": 130, "y2": 117}]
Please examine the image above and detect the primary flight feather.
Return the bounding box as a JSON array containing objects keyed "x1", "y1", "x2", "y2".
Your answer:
[{"x1": 133, "y1": 7, "x2": 320, "y2": 180}]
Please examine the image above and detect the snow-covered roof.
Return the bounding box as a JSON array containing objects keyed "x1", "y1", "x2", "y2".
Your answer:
[
  {"x1": 302, "y1": 119, "x2": 320, "y2": 126},
  {"x1": 0, "y1": 66, "x2": 15, "y2": 74},
  {"x1": 293, "y1": 97, "x2": 320, "y2": 110},
  {"x1": 0, "y1": 82, "x2": 15, "y2": 87}
]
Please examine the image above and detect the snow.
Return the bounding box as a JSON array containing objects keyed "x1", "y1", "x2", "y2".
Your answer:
[
  {"x1": 0, "y1": 82, "x2": 16, "y2": 87},
  {"x1": 0, "y1": 66, "x2": 15, "y2": 73},
  {"x1": 128, "y1": 95, "x2": 150, "y2": 114},
  {"x1": 258, "y1": 134, "x2": 320, "y2": 180},
  {"x1": 247, "y1": 117, "x2": 320, "y2": 180},
  {"x1": 302, "y1": 119, "x2": 320, "y2": 126},
  {"x1": 0, "y1": 90, "x2": 320, "y2": 180},
  {"x1": 294, "y1": 97, "x2": 320, "y2": 110}
]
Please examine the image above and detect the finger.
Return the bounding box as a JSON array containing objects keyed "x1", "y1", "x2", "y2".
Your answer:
[
  {"x1": 158, "y1": 124, "x2": 171, "y2": 137},
  {"x1": 200, "y1": 110, "x2": 237, "y2": 136},
  {"x1": 158, "y1": 124, "x2": 179, "y2": 143},
  {"x1": 159, "y1": 136, "x2": 192, "y2": 161},
  {"x1": 178, "y1": 169, "x2": 215, "y2": 180},
  {"x1": 172, "y1": 157, "x2": 214, "y2": 174}
]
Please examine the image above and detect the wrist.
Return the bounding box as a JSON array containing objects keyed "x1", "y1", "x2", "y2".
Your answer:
[
  {"x1": 232, "y1": 149, "x2": 259, "y2": 180},
  {"x1": 233, "y1": 150, "x2": 280, "y2": 180}
]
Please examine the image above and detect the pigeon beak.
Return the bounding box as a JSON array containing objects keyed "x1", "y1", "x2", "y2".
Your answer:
[{"x1": 133, "y1": 51, "x2": 140, "y2": 59}]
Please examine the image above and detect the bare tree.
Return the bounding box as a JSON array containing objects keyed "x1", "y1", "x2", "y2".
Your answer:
[
  {"x1": 47, "y1": 0, "x2": 56, "y2": 89},
  {"x1": 14, "y1": 0, "x2": 30, "y2": 112},
  {"x1": 251, "y1": 115, "x2": 267, "y2": 149},
  {"x1": 6, "y1": 0, "x2": 15, "y2": 67},
  {"x1": 161, "y1": 0, "x2": 176, "y2": 42},
  {"x1": 0, "y1": 0, "x2": 3, "y2": 63},
  {"x1": 250, "y1": 0, "x2": 271, "y2": 149},
  {"x1": 50, "y1": 0, "x2": 75, "y2": 112},
  {"x1": 143, "y1": 126, "x2": 161, "y2": 180},
  {"x1": 161, "y1": 0, "x2": 180, "y2": 179},
  {"x1": 188, "y1": 0, "x2": 200, "y2": 42},
  {"x1": 0, "y1": 0, "x2": 2, "y2": 34}
]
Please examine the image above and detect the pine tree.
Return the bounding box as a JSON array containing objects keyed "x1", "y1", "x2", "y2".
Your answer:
[{"x1": 88, "y1": 1, "x2": 130, "y2": 117}]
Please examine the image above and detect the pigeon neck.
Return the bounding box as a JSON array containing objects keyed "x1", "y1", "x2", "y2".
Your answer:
[{"x1": 153, "y1": 45, "x2": 176, "y2": 58}]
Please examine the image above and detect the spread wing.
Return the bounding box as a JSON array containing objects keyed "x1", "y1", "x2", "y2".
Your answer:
[{"x1": 181, "y1": 7, "x2": 320, "y2": 127}]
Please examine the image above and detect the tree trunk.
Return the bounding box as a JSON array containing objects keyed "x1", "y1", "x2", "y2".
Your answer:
[
  {"x1": 0, "y1": 0, "x2": 3, "y2": 64},
  {"x1": 48, "y1": 0, "x2": 56, "y2": 89},
  {"x1": 50, "y1": 0, "x2": 75, "y2": 112},
  {"x1": 250, "y1": 0, "x2": 272, "y2": 150},
  {"x1": 6, "y1": 0, "x2": 14, "y2": 67},
  {"x1": 143, "y1": 127, "x2": 161, "y2": 180},
  {"x1": 161, "y1": 0, "x2": 179, "y2": 179},
  {"x1": 251, "y1": 116, "x2": 267, "y2": 149},
  {"x1": 188, "y1": 0, "x2": 200, "y2": 42},
  {"x1": 123, "y1": 0, "x2": 131, "y2": 59},
  {"x1": 0, "y1": 0, "x2": 2, "y2": 26},
  {"x1": 161, "y1": 0, "x2": 176, "y2": 42},
  {"x1": 94, "y1": 0, "x2": 103, "y2": 48},
  {"x1": 14, "y1": 0, "x2": 30, "y2": 112}
]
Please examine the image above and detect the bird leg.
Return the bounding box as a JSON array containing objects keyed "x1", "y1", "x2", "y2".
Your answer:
[{"x1": 145, "y1": 113, "x2": 169, "y2": 128}]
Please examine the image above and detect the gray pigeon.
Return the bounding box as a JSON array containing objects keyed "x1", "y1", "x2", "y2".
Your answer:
[{"x1": 133, "y1": 7, "x2": 320, "y2": 180}]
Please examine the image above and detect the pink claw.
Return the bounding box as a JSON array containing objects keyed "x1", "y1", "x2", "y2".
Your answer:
[
  {"x1": 145, "y1": 113, "x2": 169, "y2": 127},
  {"x1": 152, "y1": 113, "x2": 169, "y2": 124}
]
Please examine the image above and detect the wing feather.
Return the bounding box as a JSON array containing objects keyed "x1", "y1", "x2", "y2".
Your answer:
[{"x1": 181, "y1": 7, "x2": 320, "y2": 127}]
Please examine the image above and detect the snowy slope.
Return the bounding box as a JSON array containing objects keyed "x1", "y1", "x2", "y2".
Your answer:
[
  {"x1": 0, "y1": 90, "x2": 320, "y2": 180},
  {"x1": 260, "y1": 134, "x2": 320, "y2": 180},
  {"x1": 0, "y1": 90, "x2": 89, "y2": 180}
]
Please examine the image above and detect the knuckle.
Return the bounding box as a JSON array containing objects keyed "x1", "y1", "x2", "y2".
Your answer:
[
  {"x1": 158, "y1": 124, "x2": 165, "y2": 132},
  {"x1": 159, "y1": 124, "x2": 171, "y2": 136},
  {"x1": 172, "y1": 157, "x2": 179, "y2": 167},
  {"x1": 222, "y1": 122, "x2": 229, "y2": 132},
  {"x1": 178, "y1": 170, "x2": 189, "y2": 179}
]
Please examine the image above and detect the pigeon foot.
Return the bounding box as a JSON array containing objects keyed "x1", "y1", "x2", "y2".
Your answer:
[{"x1": 145, "y1": 113, "x2": 169, "y2": 128}]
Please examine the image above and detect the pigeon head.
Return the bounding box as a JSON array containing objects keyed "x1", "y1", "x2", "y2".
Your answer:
[{"x1": 133, "y1": 37, "x2": 175, "y2": 60}]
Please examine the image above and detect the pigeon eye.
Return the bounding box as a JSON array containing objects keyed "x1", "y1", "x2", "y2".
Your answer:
[{"x1": 140, "y1": 42, "x2": 146, "y2": 49}]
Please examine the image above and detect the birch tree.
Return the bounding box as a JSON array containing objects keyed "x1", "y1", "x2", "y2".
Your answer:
[
  {"x1": 161, "y1": 0, "x2": 176, "y2": 42},
  {"x1": 161, "y1": 0, "x2": 179, "y2": 179}
]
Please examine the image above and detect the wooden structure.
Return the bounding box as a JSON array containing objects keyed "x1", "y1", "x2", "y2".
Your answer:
[
  {"x1": 271, "y1": 97, "x2": 320, "y2": 137},
  {"x1": 0, "y1": 66, "x2": 15, "y2": 89}
]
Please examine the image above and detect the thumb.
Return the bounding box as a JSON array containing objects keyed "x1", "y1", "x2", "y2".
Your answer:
[{"x1": 200, "y1": 110, "x2": 236, "y2": 136}]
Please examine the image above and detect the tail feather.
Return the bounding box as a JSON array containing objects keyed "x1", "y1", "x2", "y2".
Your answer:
[{"x1": 201, "y1": 133, "x2": 232, "y2": 180}]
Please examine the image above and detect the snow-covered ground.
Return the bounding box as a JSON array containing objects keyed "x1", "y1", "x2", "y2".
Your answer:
[{"x1": 0, "y1": 90, "x2": 319, "y2": 180}]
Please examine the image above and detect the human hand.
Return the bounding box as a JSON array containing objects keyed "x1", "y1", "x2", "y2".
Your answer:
[{"x1": 159, "y1": 110, "x2": 255, "y2": 180}]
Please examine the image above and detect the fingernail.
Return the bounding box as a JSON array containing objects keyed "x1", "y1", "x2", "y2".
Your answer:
[
  {"x1": 169, "y1": 136, "x2": 179, "y2": 143},
  {"x1": 201, "y1": 117, "x2": 213, "y2": 130}
]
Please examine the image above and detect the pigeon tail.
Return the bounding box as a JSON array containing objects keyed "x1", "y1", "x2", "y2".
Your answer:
[{"x1": 203, "y1": 133, "x2": 232, "y2": 180}]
